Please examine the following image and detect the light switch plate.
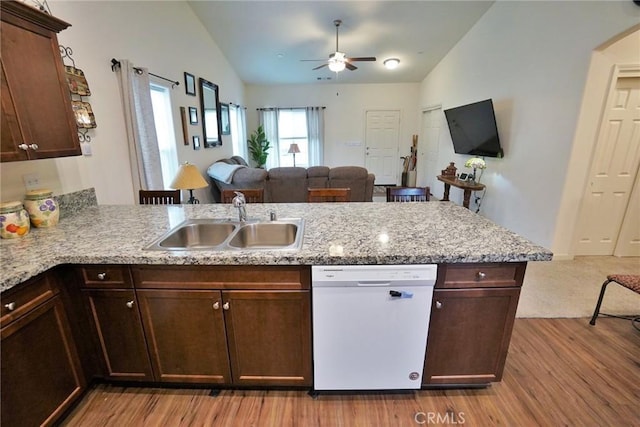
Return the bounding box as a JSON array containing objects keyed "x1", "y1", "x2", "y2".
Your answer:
[
  {"x1": 23, "y1": 173, "x2": 40, "y2": 190},
  {"x1": 81, "y1": 142, "x2": 92, "y2": 156}
]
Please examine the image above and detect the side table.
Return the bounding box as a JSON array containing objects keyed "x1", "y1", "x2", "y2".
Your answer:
[{"x1": 437, "y1": 175, "x2": 486, "y2": 209}]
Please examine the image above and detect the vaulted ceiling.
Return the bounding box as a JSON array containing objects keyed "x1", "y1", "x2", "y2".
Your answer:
[{"x1": 188, "y1": 1, "x2": 494, "y2": 85}]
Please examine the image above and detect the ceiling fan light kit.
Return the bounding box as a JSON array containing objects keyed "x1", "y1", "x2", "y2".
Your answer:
[
  {"x1": 384, "y1": 58, "x2": 400, "y2": 70},
  {"x1": 305, "y1": 19, "x2": 377, "y2": 73}
]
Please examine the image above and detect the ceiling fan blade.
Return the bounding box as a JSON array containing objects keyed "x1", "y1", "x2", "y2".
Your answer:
[
  {"x1": 347, "y1": 57, "x2": 377, "y2": 62},
  {"x1": 345, "y1": 62, "x2": 357, "y2": 71},
  {"x1": 312, "y1": 63, "x2": 329, "y2": 70},
  {"x1": 300, "y1": 59, "x2": 326, "y2": 62}
]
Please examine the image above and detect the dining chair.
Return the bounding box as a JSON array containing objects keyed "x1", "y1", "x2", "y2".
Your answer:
[
  {"x1": 139, "y1": 189, "x2": 181, "y2": 205},
  {"x1": 386, "y1": 186, "x2": 430, "y2": 202},
  {"x1": 307, "y1": 187, "x2": 351, "y2": 202},
  {"x1": 221, "y1": 188, "x2": 264, "y2": 203},
  {"x1": 589, "y1": 274, "x2": 640, "y2": 326}
]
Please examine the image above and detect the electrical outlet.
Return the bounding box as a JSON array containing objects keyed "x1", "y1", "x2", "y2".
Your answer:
[{"x1": 23, "y1": 173, "x2": 41, "y2": 191}]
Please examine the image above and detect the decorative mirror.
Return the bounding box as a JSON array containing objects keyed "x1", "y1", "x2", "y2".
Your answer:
[{"x1": 199, "y1": 78, "x2": 222, "y2": 147}]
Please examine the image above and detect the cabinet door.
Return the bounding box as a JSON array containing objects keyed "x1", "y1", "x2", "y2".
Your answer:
[
  {"x1": 137, "y1": 289, "x2": 231, "y2": 384},
  {"x1": 1, "y1": 63, "x2": 27, "y2": 161},
  {"x1": 1, "y1": 295, "x2": 84, "y2": 427},
  {"x1": 223, "y1": 290, "x2": 312, "y2": 386},
  {"x1": 423, "y1": 287, "x2": 520, "y2": 385},
  {"x1": 0, "y1": 2, "x2": 80, "y2": 161},
  {"x1": 83, "y1": 289, "x2": 153, "y2": 381}
]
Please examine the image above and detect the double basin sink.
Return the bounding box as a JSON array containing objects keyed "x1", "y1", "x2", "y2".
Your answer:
[{"x1": 145, "y1": 218, "x2": 304, "y2": 251}]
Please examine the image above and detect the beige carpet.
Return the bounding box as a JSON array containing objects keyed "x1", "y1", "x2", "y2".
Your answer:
[{"x1": 517, "y1": 256, "x2": 640, "y2": 318}]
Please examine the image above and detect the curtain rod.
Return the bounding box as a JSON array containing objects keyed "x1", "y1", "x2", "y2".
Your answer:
[
  {"x1": 110, "y1": 58, "x2": 179, "y2": 88},
  {"x1": 257, "y1": 106, "x2": 326, "y2": 111}
]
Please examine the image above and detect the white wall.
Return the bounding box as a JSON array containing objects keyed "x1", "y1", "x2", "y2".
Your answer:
[
  {"x1": 246, "y1": 83, "x2": 420, "y2": 176},
  {"x1": 418, "y1": 1, "x2": 640, "y2": 249},
  {"x1": 0, "y1": 1, "x2": 245, "y2": 205}
]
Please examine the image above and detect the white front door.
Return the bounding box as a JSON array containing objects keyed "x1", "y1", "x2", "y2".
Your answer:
[
  {"x1": 418, "y1": 107, "x2": 441, "y2": 191},
  {"x1": 574, "y1": 76, "x2": 640, "y2": 255},
  {"x1": 365, "y1": 110, "x2": 400, "y2": 186}
]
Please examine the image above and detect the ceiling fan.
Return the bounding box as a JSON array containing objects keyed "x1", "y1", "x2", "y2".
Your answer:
[{"x1": 303, "y1": 19, "x2": 376, "y2": 72}]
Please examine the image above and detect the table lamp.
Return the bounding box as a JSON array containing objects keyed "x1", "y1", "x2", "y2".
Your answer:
[
  {"x1": 288, "y1": 143, "x2": 301, "y2": 167},
  {"x1": 170, "y1": 162, "x2": 208, "y2": 204}
]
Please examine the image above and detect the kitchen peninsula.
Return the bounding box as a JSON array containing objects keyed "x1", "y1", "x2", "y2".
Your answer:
[{"x1": 0, "y1": 199, "x2": 551, "y2": 426}]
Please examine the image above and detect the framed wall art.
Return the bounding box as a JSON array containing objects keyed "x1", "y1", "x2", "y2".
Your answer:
[
  {"x1": 220, "y1": 103, "x2": 230, "y2": 135},
  {"x1": 188, "y1": 107, "x2": 198, "y2": 125},
  {"x1": 192, "y1": 135, "x2": 201, "y2": 150},
  {"x1": 184, "y1": 72, "x2": 196, "y2": 96}
]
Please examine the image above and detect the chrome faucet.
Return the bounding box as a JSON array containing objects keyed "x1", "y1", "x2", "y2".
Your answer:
[{"x1": 232, "y1": 191, "x2": 247, "y2": 222}]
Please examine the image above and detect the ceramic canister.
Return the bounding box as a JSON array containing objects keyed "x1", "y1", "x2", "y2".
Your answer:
[
  {"x1": 24, "y1": 189, "x2": 59, "y2": 228},
  {"x1": 0, "y1": 201, "x2": 31, "y2": 238}
]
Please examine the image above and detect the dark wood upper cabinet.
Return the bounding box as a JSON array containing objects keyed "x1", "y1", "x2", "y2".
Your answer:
[{"x1": 0, "y1": 1, "x2": 81, "y2": 162}]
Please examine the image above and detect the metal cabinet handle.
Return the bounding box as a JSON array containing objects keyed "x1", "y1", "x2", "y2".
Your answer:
[
  {"x1": 477, "y1": 271, "x2": 486, "y2": 280},
  {"x1": 18, "y1": 144, "x2": 29, "y2": 151},
  {"x1": 213, "y1": 301, "x2": 220, "y2": 310},
  {"x1": 4, "y1": 302, "x2": 16, "y2": 311},
  {"x1": 126, "y1": 300, "x2": 134, "y2": 309},
  {"x1": 28, "y1": 143, "x2": 39, "y2": 150},
  {"x1": 435, "y1": 300, "x2": 442, "y2": 309},
  {"x1": 97, "y1": 272, "x2": 107, "y2": 280},
  {"x1": 223, "y1": 302, "x2": 230, "y2": 310}
]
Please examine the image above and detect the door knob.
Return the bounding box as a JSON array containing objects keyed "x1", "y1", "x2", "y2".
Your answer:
[
  {"x1": 435, "y1": 301, "x2": 443, "y2": 309},
  {"x1": 4, "y1": 302, "x2": 16, "y2": 311},
  {"x1": 97, "y1": 272, "x2": 107, "y2": 280},
  {"x1": 213, "y1": 301, "x2": 220, "y2": 310},
  {"x1": 28, "y1": 144, "x2": 39, "y2": 150},
  {"x1": 126, "y1": 300, "x2": 134, "y2": 309},
  {"x1": 18, "y1": 144, "x2": 28, "y2": 151},
  {"x1": 223, "y1": 302, "x2": 230, "y2": 310}
]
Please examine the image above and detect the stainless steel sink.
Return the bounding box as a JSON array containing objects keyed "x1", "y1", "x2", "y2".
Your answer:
[
  {"x1": 145, "y1": 218, "x2": 304, "y2": 251},
  {"x1": 155, "y1": 221, "x2": 237, "y2": 249},
  {"x1": 228, "y1": 222, "x2": 300, "y2": 249}
]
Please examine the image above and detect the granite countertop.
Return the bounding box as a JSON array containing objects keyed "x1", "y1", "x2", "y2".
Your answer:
[{"x1": 0, "y1": 202, "x2": 552, "y2": 291}]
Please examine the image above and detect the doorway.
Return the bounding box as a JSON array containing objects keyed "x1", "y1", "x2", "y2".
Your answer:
[
  {"x1": 418, "y1": 106, "x2": 442, "y2": 191},
  {"x1": 364, "y1": 110, "x2": 400, "y2": 186},
  {"x1": 573, "y1": 74, "x2": 640, "y2": 256}
]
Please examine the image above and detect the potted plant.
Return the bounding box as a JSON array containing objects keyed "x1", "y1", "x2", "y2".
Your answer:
[{"x1": 247, "y1": 125, "x2": 270, "y2": 168}]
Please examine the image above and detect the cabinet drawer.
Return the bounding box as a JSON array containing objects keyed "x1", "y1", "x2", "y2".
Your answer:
[
  {"x1": 436, "y1": 262, "x2": 526, "y2": 289},
  {"x1": 132, "y1": 265, "x2": 310, "y2": 290},
  {"x1": 1, "y1": 273, "x2": 58, "y2": 327},
  {"x1": 79, "y1": 265, "x2": 132, "y2": 289}
]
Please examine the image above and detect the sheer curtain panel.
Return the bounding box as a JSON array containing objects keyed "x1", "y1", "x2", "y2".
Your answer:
[
  {"x1": 306, "y1": 107, "x2": 324, "y2": 166},
  {"x1": 259, "y1": 109, "x2": 279, "y2": 170},
  {"x1": 114, "y1": 59, "x2": 164, "y2": 196}
]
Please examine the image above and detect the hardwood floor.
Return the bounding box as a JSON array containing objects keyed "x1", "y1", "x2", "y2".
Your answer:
[{"x1": 61, "y1": 318, "x2": 639, "y2": 426}]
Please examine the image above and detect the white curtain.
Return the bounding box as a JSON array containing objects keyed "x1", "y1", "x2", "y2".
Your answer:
[
  {"x1": 259, "y1": 109, "x2": 279, "y2": 170},
  {"x1": 306, "y1": 107, "x2": 324, "y2": 166},
  {"x1": 231, "y1": 105, "x2": 248, "y2": 160},
  {"x1": 114, "y1": 59, "x2": 163, "y2": 196}
]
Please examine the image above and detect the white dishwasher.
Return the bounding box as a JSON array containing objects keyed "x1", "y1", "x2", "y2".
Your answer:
[{"x1": 312, "y1": 264, "x2": 437, "y2": 390}]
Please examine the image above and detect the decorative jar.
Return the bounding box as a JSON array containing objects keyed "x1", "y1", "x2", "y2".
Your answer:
[
  {"x1": 24, "y1": 189, "x2": 59, "y2": 228},
  {"x1": 0, "y1": 201, "x2": 30, "y2": 238}
]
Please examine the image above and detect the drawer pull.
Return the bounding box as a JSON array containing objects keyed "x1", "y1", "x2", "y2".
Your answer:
[
  {"x1": 126, "y1": 300, "x2": 134, "y2": 309},
  {"x1": 435, "y1": 300, "x2": 442, "y2": 309},
  {"x1": 477, "y1": 271, "x2": 487, "y2": 280},
  {"x1": 223, "y1": 302, "x2": 230, "y2": 311},
  {"x1": 97, "y1": 272, "x2": 107, "y2": 280},
  {"x1": 213, "y1": 301, "x2": 220, "y2": 310},
  {"x1": 18, "y1": 144, "x2": 29, "y2": 151},
  {"x1": 4, "y1": 302, "x2": 16, "y2": 311},
  {"x1": 28, "y1": 143, "x2": 39, "y2": 150}
]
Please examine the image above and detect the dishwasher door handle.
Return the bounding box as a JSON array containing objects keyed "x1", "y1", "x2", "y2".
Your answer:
[{"x1": 357, "y1": 281, "x2": 391, "y2": 286}]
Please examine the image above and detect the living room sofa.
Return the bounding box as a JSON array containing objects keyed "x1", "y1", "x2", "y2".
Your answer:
[{"x1": 207, "y1": 156, "x2": 375, "y2": 203}]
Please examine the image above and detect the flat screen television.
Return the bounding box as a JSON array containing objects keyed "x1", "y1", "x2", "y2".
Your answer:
[{"x1": 444, "y1": 99, "x2": 503, "y2": 158}]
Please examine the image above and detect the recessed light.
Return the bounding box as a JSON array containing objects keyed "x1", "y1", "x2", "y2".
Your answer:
[
  {"x1": 276, "y1": 53, "x2": 284, "y2": 59},
  {"x1": 383, "y1": 58, "x2": 400, "y2": 70}
]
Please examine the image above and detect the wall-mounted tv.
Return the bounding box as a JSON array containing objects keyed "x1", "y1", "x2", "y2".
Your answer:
[{"x1": 444, "y1": 99, "x2": 503, "y2": 158}]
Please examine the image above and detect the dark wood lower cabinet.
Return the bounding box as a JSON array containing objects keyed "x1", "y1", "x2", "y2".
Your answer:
[
  {"x1": 136, "y1": 289, "x2": 231, "y2": 384},
  {"x1": 423, "y1": 287, "x2": 521, "y2": 385},
  {"x1": 224, "y1": 290, "x2": 312, "y2": 386},
  {"x1": 83, "y1": 289, "x2": 154, "y2": 381},
  {"x1": 1, "y1": 294, "x2": 84, "y2": 426}
]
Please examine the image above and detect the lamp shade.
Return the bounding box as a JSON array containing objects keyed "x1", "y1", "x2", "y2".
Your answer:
[
  {"x1": 288, "y1": 143, "x2": 301, "y2": 154},
  {"x1": 170, "y1": 162, "x2": 208, "y2": 190}
]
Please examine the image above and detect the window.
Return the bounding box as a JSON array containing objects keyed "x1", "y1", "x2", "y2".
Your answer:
[
  {"x1": 278, "y1": 109, "x2": 308, "y2": 167},
  {"x1": 149, "y1": 83, "x2": 178, "y2": 189},
  {"x1": 229, "y1": 104, "x2": 247, "y2": 160}
]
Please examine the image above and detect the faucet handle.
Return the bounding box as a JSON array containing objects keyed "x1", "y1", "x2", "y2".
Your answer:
[{"x1": 232, "y1": 191, "x2": 246, "y2": 207}]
